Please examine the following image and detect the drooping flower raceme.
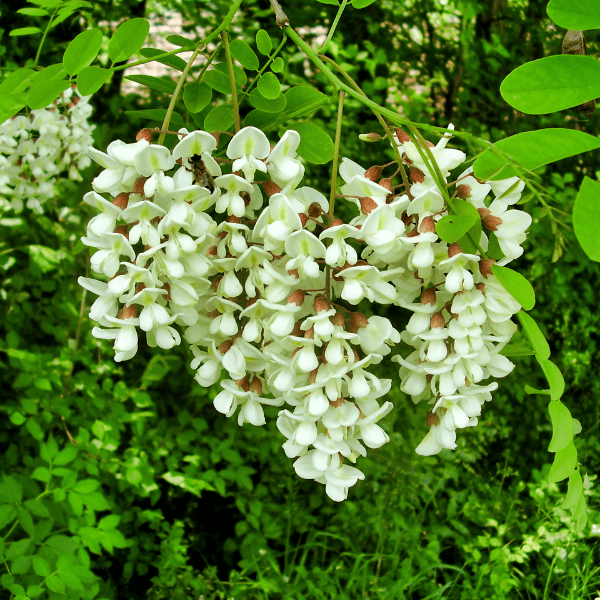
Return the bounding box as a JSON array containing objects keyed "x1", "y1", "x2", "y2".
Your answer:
[
  {"x1": 0, "y1": 86, "x2": 95, "y2": 213},
  {"x1": 80, "y1": 123, "x2": 531, "y2": 501}
]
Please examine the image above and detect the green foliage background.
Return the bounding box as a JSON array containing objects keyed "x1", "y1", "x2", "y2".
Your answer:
[{"x1": 0, "y1": 0, "x2": 599, "y2": 599}]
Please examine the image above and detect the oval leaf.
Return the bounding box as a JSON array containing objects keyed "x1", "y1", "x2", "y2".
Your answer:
[
  {"x1": 547, "y1": 0, "x2": 600, "y2": 30},
  {"x1": 17, "y1": 8, "x2": 49, "y2": 16},
  {"x1": 292, "y1": 122, "x2": 334, "y2": 164},
  {"x1": 271, "y1": 57, "x2": 284, "y2": 73},
  {"x1": 517, "y1": 311, "x2": 550, "y2": 359},
  {"x1": 204, "y1": 69, "x2": 237, "y2": 94},
  {"x1": 256, "y1": 30, "x2": 272, "y2": 56},
  {"x1": 352, "y1": 0, "x2": 377, "y2": 7},
  {"x1": 573, "y1": 176, "x2": 600, "y2": 262},
  {"x1": 548, "y1": 400, "x2": 574, "y2": 452},
  {"x1": 491, "y1": 264, "x2": 535, "y2": 310},
  {"x1": 537, "y1": 357, "x2": 565, "y2": 401},
  {"x1": 500, "y1": 55, "x2": 600, "y2": 115},
  {"x1": 548, "y1": 441, "x2": 577, "y2": 483},
  {"x1": 204, "y1": 103, "x2": 235, "y2": 132},
  {"x1": 230, "y1": 39, "x2": 259, "y2": 71},
  {"x1": 257, "y1": 72, "x2": 281, "y2": 100},
  {"x1": 249, "y1": 87, "x2": 286, "y2": 113},
  {"x1": 183, "y1": 81, "x2": 212, "y2": 113},
  {"x1": 474, "y1": 129, "x2": 600, "y2": 180},
  {"x1": 26, "y1": 79, "x2": 70, "y2": 110},
  {"x1": 77, "y1": 66, "x2": 113, "y2": 95},
  {"x1": 282, "y1": 86, "x2": 328, "y2": 120},
  {"x1": 9, "y1": 27, "x2": 43, "y2": 36},
  {"x1": 108, "y1": 18, "x2": 150, "y2": 64},
  {"x1": 0, "y1": 68, "x2": 35, "y2": 95},
  {"x1": 63, "y1": 29, "x2": 103, "y2": 76},
  {"x1": 124, "y1": 74, "x2": 176, "y2": 94},
  {"x1": 166, "y1": 34, "x2": 195, "y2": 49},
  {"x1": 436, "y1": 199, "x2": 479, "y2": 244},
  {"x1": 139, "y1": 48, "x2": 187, "y2": 71},
  {"x1": 562, "y1": 470, "x2": 583, "y2": 509}
]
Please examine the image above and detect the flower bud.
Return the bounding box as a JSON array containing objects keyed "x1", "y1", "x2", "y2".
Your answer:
[
  {"x1": 136, "y1": 128, "x2": 153, "y2": 142},
  {"x1": 364, "y1": 165, "x2": 383, "y2": 181},
  {"x1": 359, "y1": 132, "x2": 383, "y2": 142}
]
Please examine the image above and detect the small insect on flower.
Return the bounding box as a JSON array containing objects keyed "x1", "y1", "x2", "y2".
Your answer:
[{"x1": 189, "y1": 153, "x2": 216, "y2": 192}]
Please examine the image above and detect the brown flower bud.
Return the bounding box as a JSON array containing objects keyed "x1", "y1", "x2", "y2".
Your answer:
[
  {"x1": 359, "y1": 132, "x2": 383, "y2": 142},
  {"x1": 379, "y1": 178, "x2": 393, "y2": 192},
  {"x1": 263, "y1": 180, "x2": 281, "y2": 197},
  {"x1": 136, "y1": 128, "x2": 153, "y2": 142},
  {"x1": 308, "y1": 203, "x2": 323, "y2": 218},
  {"x1": 448, "y1": 242, "x2": 462, "y2": 258},
  {"x1": 299, "y1": 213, "x2": 308, "y2": 226},
  {"x1": 287, "y1": 289, "x2": 305, "y2": 306},
  {"x1": 395, "y1": 129, "x2": 411, "y2": 143},
  {"x1": 350, "y1": 312, "x2": 369, "y2": 331},
  {"x1": 419, "y1": 216, "x2": 436, "y2": 233},
  {"x1": 118, "y1": 305, "x2": 138, "y2": 320},
  {"x1": 249, "y1": 377, "x2": 262, "y2": 395},
  {"x1": 430, "y1": 312, "x2": 446, "y2": 329},
  {"x1": 113, "y1": 192, "x2": 130, "y2": 210},
  {"x1": 133, "y1": 177, "x2": 148, "y2": 195},
  {"x1": 409, "y1": 167, "x2": 425, "y2": 183},
  {"x1": 455, "y1": 184, "x2": 471, "y2": 199},
  {"x1": 219, "y1": 340, "x2": 233, "y2": 354},
  {"x1": 421, "y1": 287, "x2": 436, "y2": 305},
  {"x1": 114, "y1": 225, "x2": 129, "y2": 239},
  {"x1": 359, "y1": 197, "x2": 378, "y2": 214},
  {"x1": 330, "y1": 312, "x2": 345, "y2": 328},
  {"x1": 314, "y1": 295, "x2": 331, "y2": 313},
  {"x1": 479, "y1": 259, "x2": 495, "y2": 279},
  {"x1": 329, "y1": 396, "x2": 344, "y2": 408},
  {"x1": 364, "y1": 165, "x2": 383, "y2": 181},
  {"x1": 426, "y1": 411, "x2": 440, "y2": 427}
]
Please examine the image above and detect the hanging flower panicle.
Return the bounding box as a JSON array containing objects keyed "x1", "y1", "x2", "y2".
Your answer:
[{"x1": 80, "y1": 123, "x2": 531, "y2": 501}]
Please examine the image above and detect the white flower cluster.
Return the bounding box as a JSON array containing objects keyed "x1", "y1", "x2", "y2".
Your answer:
[
  {"x1": 80, "y1": 123, "x2": 531, "y2": 500},
  {"x1": 0, "y1": 86, "x2": 94, "y2": 213}
]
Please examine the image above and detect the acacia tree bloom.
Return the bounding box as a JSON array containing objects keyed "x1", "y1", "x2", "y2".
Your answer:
[{"x1": 80, "y1": 123, "x2": 532, "y2": 502}]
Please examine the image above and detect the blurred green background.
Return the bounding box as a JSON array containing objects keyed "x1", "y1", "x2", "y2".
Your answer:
[{"x1": 0, "y1": 0, "x2": 599, "y2": 598}]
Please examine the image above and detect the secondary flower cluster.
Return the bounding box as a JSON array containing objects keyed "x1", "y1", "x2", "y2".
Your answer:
[
  {"x1": 80, "y1": 123, "x2": 531, "y2": 500},
  {"x1": 0, "y1": 86, "x2": 94, "y2": 213}
]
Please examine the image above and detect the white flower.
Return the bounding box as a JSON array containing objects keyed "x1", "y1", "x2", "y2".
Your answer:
[
  {"x1": 266, "y1": 130, "x2": 302, "y2": 185},
  {"x1": 226, "y1": 126, "x2": 270, "y2": 181}
]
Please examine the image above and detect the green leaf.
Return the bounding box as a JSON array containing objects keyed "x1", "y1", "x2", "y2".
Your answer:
[
  {"x1": 98, "y1": 515, "x2": 121, "y2": 530},
  {"x1": 5, "y1": 539, "x2": 32, "y2": 561},
  {"x1": 10, "y1": 412, "x2": 25, "y2": 425},
  {"x1": 9, "y1": 27, "x2": 43, "y2": 37},
  {"x1": 26, "y1": 418, "x2": 44, "y2": 441},
  {"x1": 473, "y1": 129, "x2": 600, "y2": 180},
  {"x1": 249, "y1": 88, "x2": 286, "y2": 113},
  {"x1": 537, "y1": 357, "x2": 565, "y2": 401},
  {"x1": 63, "y1": 29, "x2": 102, "y2": 75},
  {"x1": 500, "y1": 55, "x2": 600, "y2": 115},
  {"x1": 164, "y1": 472, "x2": 212, "y2": 496},
  {"x1": 124, "y1": 109, "x2": 184, "y2": 126},
  {"x1": 230, "y1": 39, "x2": 259, "y2": 70},
  {"x1": 548, "y1": 441, "x2": 577, "y2": 483},
  {"x1": 17, "y1": 8, "x2": 49, "y2": 16},
  {"x1": 11, "y1": 555, "x2": 31, "y2": 575},
  {"x1": 0, "y1": 95, "x2": 27, "y2": 124},
  {"x1": 517, "y1": 311, "x2": 550, "y2": 359},
  {"x1": 524, "y1": 385, "x2": 551, "y2": 395},
  {"x1": 68, "y1": 491, "x2": 83, "y2": 516},
  {"x1": 108, "y1": 18, "x2": 149, "y2": 63},
  {"x1": 1, "y1": 475, "x2": 22, "y2": 502},
  {"x1": 436, "y1": 200, "x2": 479, "y2": 244},
  {"x1": 0, "y1": 68, "x2": 35, "y2": 95},
  {"x1": 548, "y1": 400, "x2": 574, "y2": 452},
  {"x1": 547, "y1": 0, "x2": 600, "y2": 30},
  {"x1": 214, "y1": 62, "x2": 247, "y2": 86},
  {"x1": 73, "y1": 479, "x2": 100, "y2": 494},
  {"x1": 316, "y1": 0, "x2": 340, "y2": 4},
  {"x1": 58, "y1": 570, "x2": 82, "y2": 590},
  {"x1": 80, "y1": 491, "x2": 109, "y2": 511},
  {"x1": 102, "y1": 528, "x2": 128, "y2": 548},
  {"x1": 27, "y1": 585, "x2": 45, "y2": 598},
  {"x1": 256, "y1": 30, "x2": 272, "y2": 56},
  {"x1": 257, "y1": 72, "x2": 281, "y2": 100},
  {"x1": 54, "y1": 446, "x2": 78, "y2": 466},
  {"x1": 32, "y1": 556, "x2": 51, "y2": 578},
  {"x1": 270, "y1": 57, "x2": 284, "y2": 73},
  {"x1": 124, "y1": 74, "x2": 176, "y2": 94},
  {"x1": 491, "y1": 264, "x2": 535, "y2": 310},
  {"x1": 352, "y1": 0, "x2": 377, "y2": 7},
  {"x1": 24, "y1": 499, "x2": 50, "y2": 518},
  {"x1": 204, "y1": 69, "x2": 236, "y2": 94},
  {"x1": 282, "y1": 86, "x2": 329, "y2": 120},
  {"x1": 204, "y1": 103, "x2": 235, "y2": 132},
  {"x1": 139, "y1": 48, "x2": 187, "y2": 71},
  {"x1": 166, "y1": 34, "x2": 195, "y2": 49},
  {"x1": 77, "y1": 66, "x2": 113, "y2": 95},
  {"x1": 183, "y1": 81, "x2": 212, "y2": 113},
  {"x1": 573, "y1": 176, "x2": 600, "y2": 262},
  {"x1": 292, "y1": 122, "x2": 335, "y2": 164},
  {"x1": 31, "y1": 467, "x2": 51, "y2": 482},
  {"x1": 46, "y1": 574, "x2": 65, "y2": 595},
  {"x1": 26, "y1": 79, "x2": 70, "y2": 110},
  {"x1": 562, "y1": 470, "x2": 583, "y2": 509},
  {"x1": 30, "y1": 63, "x2": 66, "y2": 87},
  {"x1": 16, "y1": 507, "x2": 35, "y2": 537}
]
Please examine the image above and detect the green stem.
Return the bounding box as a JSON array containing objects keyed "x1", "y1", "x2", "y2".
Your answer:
[
  {"x1": 329, "y1": 91, "x2": 345, "y2": 217},
  {"x1": 33, "y1": 7, "x2": 59, "y2": 67},
  {"x1": 320, "y1": 55, "x2": 411, "y2": 196},
  {"x1": 158, "y1": 45, "x2": 201, "y2": 144},
  {"x1": 221, "y1": 31, "x2": 240, "y2": 133},
  {"x1": 318, "y1": 0, "x2": 350, "y2": 54}
]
